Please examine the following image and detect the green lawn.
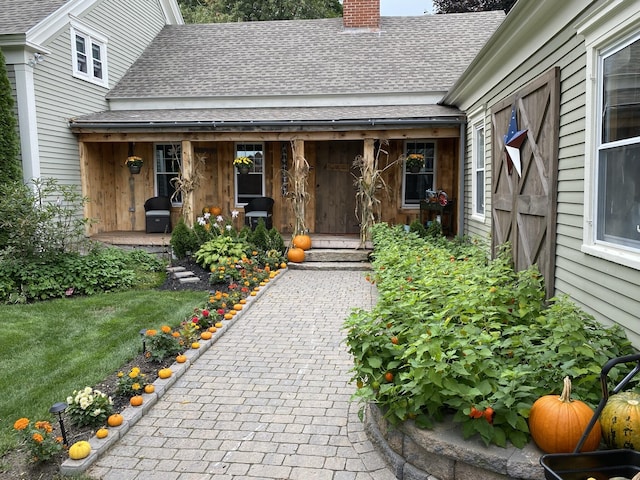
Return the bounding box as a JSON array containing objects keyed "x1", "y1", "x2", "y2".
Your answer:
[{"x1": 0, "y1": 289, "x2": 205, "y2": 455}]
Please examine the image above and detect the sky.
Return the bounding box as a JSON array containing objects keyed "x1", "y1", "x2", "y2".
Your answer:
[{"x1": 380, "y1": 0, "x2": 434, "y2": 16}]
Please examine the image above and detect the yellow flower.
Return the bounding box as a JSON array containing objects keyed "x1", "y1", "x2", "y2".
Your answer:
[
  {"x1": 13, "y1": 418, "x2": 29, "y2": 430},
  {"x1": 132, "y1": 383, "x2": 141, "y2": 391},
  {"x1": 125, "y1": 155, "x2": 143, "y2": 166},
  {"x1": 117, "y1": 371, "x2": 124, "y2": 378},
  {"x1": 233, "y1": 156, "x2": 253, "y2": 167}
]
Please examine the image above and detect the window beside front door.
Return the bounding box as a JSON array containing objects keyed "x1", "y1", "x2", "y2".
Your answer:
[
  {"x1": 155, "y1": 144, "x2": 182, "y2": 205},
  {"x1": 402, "y1": 140, "x2": 435, "y2": 207},
  {"x1": 595, "y1": 34, "x2": 640, "y2": 251},
  {"x1": 235, "y1": 143, "x2": 265, "y2": 206},
  {"x1": 70, "y1": 20, "x2": 108, "y2": 87}
]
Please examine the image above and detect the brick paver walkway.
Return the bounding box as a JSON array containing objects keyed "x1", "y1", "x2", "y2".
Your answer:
[{"x1": 87, "y1": 269, "x2": 396, "y2": 480}]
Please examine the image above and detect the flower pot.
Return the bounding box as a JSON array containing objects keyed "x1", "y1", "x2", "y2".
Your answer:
[
  {"x1": 129, "y1": 165, "x2": 141, "y2": 174},
  {"x1": 237, "y1": 166, "x2": 250, "y2": 175},
  {"x1": 409, "y1": 166, "x2": 421, "y2": 173}
]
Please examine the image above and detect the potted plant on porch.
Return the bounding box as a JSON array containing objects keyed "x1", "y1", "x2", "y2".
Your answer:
[
  {"x1": 405, "y1": 153, "x2": 424, "y2": 173},
  {"x1": 233, "y1": 156, "x2": 253, "y2": 174},
  {"x1": 125, "y1": 155, "x2": 144, "y2": 174}
]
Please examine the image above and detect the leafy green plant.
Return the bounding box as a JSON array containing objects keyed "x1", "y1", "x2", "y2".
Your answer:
[
  {"x1": 144, "y1": 326, "x2": 184, "y2": 362},
  {"x1": 345, "y1": 223, "x2": 633, "y2": 448},
  {"x1": 12, "y1": 418, "x2": 63, "y2": 463},
  {"x1": 0, "y1": 245, "x2": 164, "y2": 303},
  {"x1": 115, "y1": 367, "x2": 149, "y2": 397},
  {"x1": 194, "y1": 236, "x2": 252, "y2": 271},
  {"x1": 65, "y1": 387, "x2": 113, "y2": 428}
]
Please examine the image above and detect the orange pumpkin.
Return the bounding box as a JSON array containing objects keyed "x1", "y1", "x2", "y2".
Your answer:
[
  {"x1": 200, "y1": 331, "x2": 213, "y2": 340},
  {"x1": 130, "y1": 395, "x2": 143, "y2": 407},
  {"x1": 287, "y1": 247, "x2": 305, "y2": 263},
  {"x1": 158, "y1": 368, "x2": 172, "y2": 379},
  {"x1": 293, "y1": 234, "x2": 312, "y2": 251},
  {"x1": 176, "y1": 354, "x2": 187, "y2": 363},
  {"x1": 528, "y1": 376, "x2": 601, "y2": 453},
  {"x1": 107, "y1": 414, "x2": 123, "y2": 427},
  {"x1": 144, "y1": 384, "x2": 155, "y2": 394},
  {"x1": 210, "y1": 206, "x2": 222, "y2": 216},
  {"x1": 96, "y1": 428, "x2": 109, "y2": 439}
]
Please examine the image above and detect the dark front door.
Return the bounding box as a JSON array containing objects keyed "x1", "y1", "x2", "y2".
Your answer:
[{"x1": 315, "y1": 141, "x2": 360, "y2": 234}]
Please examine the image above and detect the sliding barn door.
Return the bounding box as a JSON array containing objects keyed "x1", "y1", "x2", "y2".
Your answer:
[{"x1": 491, "y1": 67, "x2": 560, "y2": 299}]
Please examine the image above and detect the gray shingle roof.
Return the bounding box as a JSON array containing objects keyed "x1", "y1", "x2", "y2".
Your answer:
[
  {"x1": 0, "y1": 0, "x2": 68, "y2": 35},
  {"x1": 70, "y1": 104, "x2": 464, "y2": 127},
  {"x1": 107, "y1": 12, "x2": 505, "y2": 100}
]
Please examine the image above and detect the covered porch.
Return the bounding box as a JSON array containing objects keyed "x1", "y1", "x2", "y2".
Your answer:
[{"x1": 71, "y1": 108, "x2": 465, "y2": 239}]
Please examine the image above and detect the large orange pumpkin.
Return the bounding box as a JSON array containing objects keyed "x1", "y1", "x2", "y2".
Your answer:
[
  {"x1": 210, "y1": 206, "x2": 222, "y2": 216},
  {"x1": 287, "y1": 247, "x2": 305, "y2": 263},
  {"x1": 528, "y1": 376, "x2": 601, "y2": 453},
  {"x1": 130, "y1": 395, "x2": 143, "y2": 407},
  {"x1": 293, "y1": 234, "x2": 312, "y2": 251}
]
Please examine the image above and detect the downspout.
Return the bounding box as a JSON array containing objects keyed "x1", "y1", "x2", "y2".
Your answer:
[{"x1": 457, "y1": 122, "x2": 466, "y2": 237}]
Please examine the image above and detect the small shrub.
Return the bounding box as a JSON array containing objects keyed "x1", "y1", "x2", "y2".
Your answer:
[
  {"x1": 409, "y1": 219, "x2": 427, "y2": 237},
  {"x1": 170, "y1": 218, "x2": 199, "y2": 259}
]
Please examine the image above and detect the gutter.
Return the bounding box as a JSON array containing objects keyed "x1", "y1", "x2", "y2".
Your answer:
[{"x1": 69, "y1": 117, "x2": 467, "y2": 131}]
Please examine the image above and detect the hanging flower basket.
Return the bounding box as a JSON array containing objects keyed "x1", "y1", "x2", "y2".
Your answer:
[
  {"x1": 233, "y1": 156, "x2": 253, "y2": 174},
  {"x1": 405, "y1": 153, "x2": 424, "y2": 173},
  {"x1": 125, "y1": 156, "x2": 143, "y2": 174}
]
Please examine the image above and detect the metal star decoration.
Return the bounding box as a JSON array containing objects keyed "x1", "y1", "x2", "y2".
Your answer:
[{"x1": 503, "y1": 105, "x2": 527, "y2": 176}]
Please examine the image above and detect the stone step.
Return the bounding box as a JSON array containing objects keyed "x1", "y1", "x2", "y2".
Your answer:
[
  {"x1": 310, "y1": 237, "x2": 372, "y2": 249},
  {"x1": 304, "y1": 248, "x2": 371, "y2": 263},
  {"x1": 287, "y1": 261, "x2": 371, "y2": 271}
]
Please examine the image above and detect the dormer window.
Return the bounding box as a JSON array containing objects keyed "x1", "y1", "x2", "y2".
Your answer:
[{"x1": 70, "y1": 20, "x2": 108, "y2": 87}]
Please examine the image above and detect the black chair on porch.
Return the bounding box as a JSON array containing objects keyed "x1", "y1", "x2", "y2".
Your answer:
[
  {"x1": 244, "y1": 197, "x2": 274, "y2": 230},
  {"x1": 144, "y1": 196, "x2": 172, "y2": 233}
]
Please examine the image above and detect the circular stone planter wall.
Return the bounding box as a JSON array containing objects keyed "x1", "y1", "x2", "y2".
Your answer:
[{"x1": 365, "y1": 404, "x2": 546, "y2": 480}]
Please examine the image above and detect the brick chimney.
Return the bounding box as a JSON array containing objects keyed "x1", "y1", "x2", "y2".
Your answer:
[{"x1": 343, "y1": 0, "x2": 380, "y2": 30}]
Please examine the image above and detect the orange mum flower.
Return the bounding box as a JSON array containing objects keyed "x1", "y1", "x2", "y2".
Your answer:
[
  {"x1": 14, "y1": 418, "x2": 29, "y2": 430},
  {"x1": 161, "y1": 325, "x2": 171, "y2": 334},
  {"x1": 146, "y1": 329, "x2": 157, "y2": 336},
  {"x1": 32, "y1": 433, "x2": 44, "y2": 443},
  {"x1": 35, "y1": 421, "x2": 53, "y2": 433}
]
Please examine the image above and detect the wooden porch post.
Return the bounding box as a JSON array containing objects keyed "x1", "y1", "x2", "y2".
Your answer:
[
  {"x1": 291, "y1": 139, "x2": 309, "y2": 236},
  {"x1": 182, "y1": 140, "x2": 195, "y2": 227}
]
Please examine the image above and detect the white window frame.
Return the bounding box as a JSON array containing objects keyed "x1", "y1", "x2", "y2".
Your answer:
[
  {"x1": 470, "y1": 110, "x2": 486, "y2": 221},
  {"x1": 401, "y1": 140, "x2": 437, "y2": 209},
  {"x1": 70, "y1": 19, "x2": 108, "y2": 87},
  {"x1": 234, "y1": 143, "x2": 266, "y2": 207},
  {"x1": 577, "y1": 0, "x2": 640, "y2": 270},
  {"x1": 154, "y1": 143, "x2": 182, "y2": 206}
]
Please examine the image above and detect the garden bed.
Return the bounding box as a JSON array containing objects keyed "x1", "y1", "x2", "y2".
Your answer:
[{"x1": 2, "y1": 259, "x2": 222, "y2": 480}]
